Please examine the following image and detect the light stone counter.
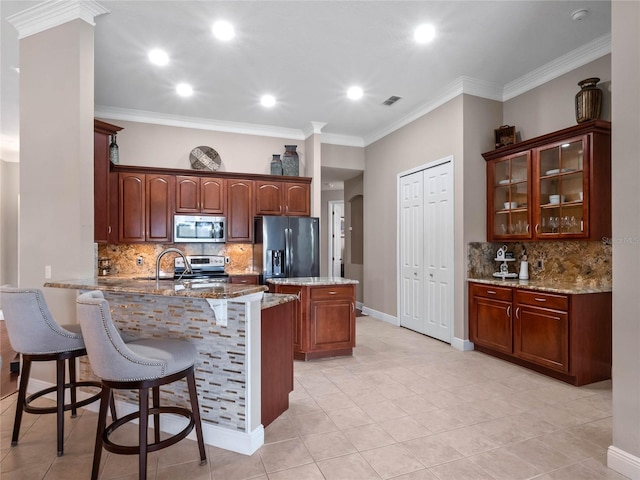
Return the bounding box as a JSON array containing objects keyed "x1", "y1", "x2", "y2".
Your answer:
[
  {"x1": 267, "y1": 276, "x2": 359, "y2": 286},
  {"x1": 467, "y1": 276, "x2": 612, "y2": 294}
]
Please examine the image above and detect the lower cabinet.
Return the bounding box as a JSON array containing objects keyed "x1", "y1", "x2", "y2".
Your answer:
[
  {"x1": 270, "y1": 283, "x2": 356, "y2": 361},
  {"x1": 469, "y1": 282, "x2": 611, "y2": 386},
  {"x1": 261, "y1": 300, "x2": 294, "y2": 427},
  {"x1": 228, "y1": 274, "x2": 259, "y2": 285}
]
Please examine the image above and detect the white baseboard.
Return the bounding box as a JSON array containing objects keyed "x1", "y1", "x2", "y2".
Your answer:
[
  {"x1": 27, "y1": 377, "x2": 264, "y2": 455},
  {"x1": 360, "y1": 306, "x2": 399, "y2": 326},
  {"x1": 608, "y1": 445, "x2": 640, "y2": 479},
  {"x1": 452, "y1": 337, "x2": 474, "y2": 352}
]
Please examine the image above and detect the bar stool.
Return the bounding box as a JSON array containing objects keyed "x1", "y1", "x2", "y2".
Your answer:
[
  {"x1": 0, "y1": 287, "x2": 103, "y2": 456},
  {"x1": 76, "y1": 290, "x2": 207, "y2": 480}
]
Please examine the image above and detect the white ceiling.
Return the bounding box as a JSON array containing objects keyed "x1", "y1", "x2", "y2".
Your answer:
[{"x1": 1, "y1": 1, "x2": 611, "y2": 188}]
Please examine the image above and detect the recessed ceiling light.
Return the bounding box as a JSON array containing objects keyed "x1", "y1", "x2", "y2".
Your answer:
[
  {"x1": 571, "y1": 9, "x2": 590, "y2": 21},
  {"x1": 176, "y1": 83, "x2": 193, "y2": 97},
  {"x1": 148, "y1": 49, "x2": 169, "y2": 66},
  {"x1": 414, "y1": 23, "x2": 436, "y2": 44},
  {"x1": 261, "y1": 95, "x2": 276, "y2": 107},
  {"x1": 347, "y1": 86, "x2": 363, "y2": 100},
  {"x1": 212, "y1": 20, "x2": 235, "y2": 41}
]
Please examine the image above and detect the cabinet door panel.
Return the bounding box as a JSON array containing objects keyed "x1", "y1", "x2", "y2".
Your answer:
[
  {"x1": 227, "y1": 180, "x2": 253, "y2": 242},
  {"x1": 255, "y1": 181, "x2": 283, "y2": 215},
  {"x1": 175, "y1": 176, "x2": 200, "y2": 212},
  {"x1": 514, "y1": 305, "x2": 569, "y2": 372},
  {"x1": 119, "y1": 173, "x2": 145, "y2": 242},
  {"x1": 284, "y1": 182, "x2": 311, "y2": 216},
  {"x1": 309, "y1": 299, "x2": 354, "y2": 350},
  {"x1": 470, "y1": 297, "x2": 512, "y2": 354},
  {"x1": 201, "y1": 178, "x2": 225, "y2": 213},
  {"x1": 146, "y1": 174, "x2": 173, "y2": 242}
]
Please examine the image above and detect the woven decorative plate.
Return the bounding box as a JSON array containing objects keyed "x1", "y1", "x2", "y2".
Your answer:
[{"x1": 189, "y1": 146, "x2": 221, "y2": 171}]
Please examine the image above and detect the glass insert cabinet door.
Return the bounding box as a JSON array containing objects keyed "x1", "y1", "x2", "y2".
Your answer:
[
  {"x1": 489, "y1": 151, "x2": 531, "y2": 240},
  {"x1": 535, "y1": 135, "x2": 588, "y2": 238}
]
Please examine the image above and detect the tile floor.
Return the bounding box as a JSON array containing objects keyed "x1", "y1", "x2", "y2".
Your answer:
[{"x1": 0, "y1": 316, "x2": 627, "y2": 480}]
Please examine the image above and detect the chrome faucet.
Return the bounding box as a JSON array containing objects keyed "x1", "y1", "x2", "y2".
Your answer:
[{"x1": 155, "y1": 248, "x2": 192, "y2": 281}]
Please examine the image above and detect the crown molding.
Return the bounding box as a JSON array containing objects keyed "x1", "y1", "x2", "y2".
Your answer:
[
  {"x1": 321, "y1": 133, "x2": 365, "y2": 148},
  {"x1": 503, "y1": 33, "x2": 611, "y2": 101},
  {"x1": 303, "y1": 121, "x2": 327, "y2": 138},
  {"x1": 7, "y1": 0, "x2": 109, "y2": 39},
  {"x1": 94, "y1": 105, "x2": 307, "y2": 141}
]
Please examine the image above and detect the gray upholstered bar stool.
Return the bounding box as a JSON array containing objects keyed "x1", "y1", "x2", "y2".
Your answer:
[
  {"x1": 76, "y1": 290, "x2": 207, "y2": 480},
  {"x1": 0, "y1": 287, "x2": 103, "y2": 456}
]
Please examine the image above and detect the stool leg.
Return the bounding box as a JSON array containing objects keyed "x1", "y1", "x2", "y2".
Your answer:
[
  {"x1": 91, "y1": 386, "x2": 111, "y2": 480},
  {"x1": 109, "y1": 390, "x2": 118, "y2": 422},
  {"x1": 11, "y1": 355, "x2": 30, "y2": 446},
  {"x1": 69, "y1": 356, "x2": 78, "y2": 418},
  {"x1": 186, "y1": 371, "x2": 207, "y2": 464},
  {"x1": 152, "y1": 386, "x2": 160, "y2": 444},
  {"x1": 139, "y1": 387, "x2": 149, "y2": 480},
  {"x1": 56, "y1": 357, "x2": 65, "y2": 456}
]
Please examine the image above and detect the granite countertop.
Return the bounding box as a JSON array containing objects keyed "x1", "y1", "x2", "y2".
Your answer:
[
  {"x1": 467, "y1": 277, "x2": 612, "y2": 294},
  {"x1": 226, "y1": 270, "x2": 260, "y2": 276},
  {"x1": 267, "y1": 277, "x2": 359, "y2": 286},
  {"x1": 45, "y1": 277, "x2": 267, "y2": 299},
  {"x1": 261, "y1": 293, "x2": 297, "y2": 309}
]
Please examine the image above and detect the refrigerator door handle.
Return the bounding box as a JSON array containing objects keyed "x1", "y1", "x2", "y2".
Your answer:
[{"x1": 285, "y1": 228, "x2": 292, "y2": 277}]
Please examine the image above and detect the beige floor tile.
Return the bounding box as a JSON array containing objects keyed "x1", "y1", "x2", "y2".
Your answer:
[
  {"x1": 317, "y1": 452, "x2": 381, "y2": 479},
  {"x1": 301, "y1": 430, "x2": 357, "y2": 461},
  {"x1": 547, "y1": 462, "x2": 609, "y2": 480},
  {"x1": 428, "y1": 457, "x2": 496, "y2": 480},
  {"x1": 42, "y1": 452, "x2": 95, "y2": 480},
  {"x1": 504, "y1": 438, "x2": 575, "y2": 472},
  {"x1": 567, "y1": 417, "x2": 613, "y2": 449},
  {"x1": 289, "y1": 411, "x2": 339, "y2": 436},
  {"x1": 536, "y1": 430, "x2": 604, "y2": 461},
  {"x1": 207, "y1": 451, "x2": 266, "y2": 479},
  {"x1": 343, "y1": 387, "x2": 389, "y2": 406},
  {"x1": 264, "y1": 416, "x2": 298, "y2": 444},
  {"x1": 359, "y1": 400, "x2": 407, "y2": 423},
  {"x1": 387, "y1": 469, "x2": 439, "y2": 480},
  {"x1": 267, "y1": 462, "x2": 326, "y2": 480},
  {"x1": 402, "y1": 435, "x2": 464, "y2": 468},
  {"x1": 360, "y1": 443, "x2": 424, "y2": 479},
  {"x1": 258, "y1": 438, "x2": 313, "y2": 473},
  {"x1": 286, "y1": 397, "x2": 322, "y2": 417},
  {"x1": 156, "y1": 459, "x2": 211, "y2": 480},
  {"x1": 100, "y1": 451, "x2": 160, "y2": 479},
  {"x1": 341, "y1": 423, "x2": 397, "y2": 451},
  {"x1": 413, "y1": 408, "x2": 468, "y2": 433},
  {"x1": 581, "y1": 457, "x2": 630, "y2": 480},
  {"x1": 312, "y1": 391, "x2": 357, "y2": 411},
  {"x1": 391, "y1": 394, "x2": 439, "y2": 416},
  {"x1": 377, "y1": 416, "x2": 432, "y2": 442},
  {"x1": 0, "y1": 462, "x2": 53, "y2": 480},
  {"x1": 325, "y1": 405, "x2": 375, "y2": 429},
  {"x1": 469, "y1": 448, "x2": 542, "y2": 480},
  {"x1": 433, "y1": 425, "x2": 501, "y2": 457}
]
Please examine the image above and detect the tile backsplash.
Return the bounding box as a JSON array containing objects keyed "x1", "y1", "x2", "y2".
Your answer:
[
  {"x1": 468, "y1": 240, "x2": 612, "y2": 284},
  {"x1": 97, "y1": 243, "x2": 255, "y2": 277}
]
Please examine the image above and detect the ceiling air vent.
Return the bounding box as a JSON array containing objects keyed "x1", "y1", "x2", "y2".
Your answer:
[{"x1": 382, "y1": 96, "x2": 402, "y2": 106}]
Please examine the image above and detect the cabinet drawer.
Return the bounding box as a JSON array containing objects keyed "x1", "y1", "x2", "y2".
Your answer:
[
  {"x1": 470, "y1": 283, "x2": 512, "y2": 301},
  {"x1": 515, "y1": 290, "x2": 568, "y2": 311},
  {"x1": 310, "y1": 285, "x2": 353, "y2": 300}
]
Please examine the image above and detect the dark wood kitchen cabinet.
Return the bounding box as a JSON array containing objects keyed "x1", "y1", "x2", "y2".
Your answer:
[
  {"x1": 228, "y1": 274, "x2": 259, "y2": 285},
  {"x1": 226, "y1": 179, "x2": 253, "y2": 242},
  {"x1": 254, "y1": 179, "x2": 311, "y2": 216},
  {"x1": 469, "y1": 281, "x2": 611, "y2": 386},
  {"x1": 175, "y1": 175, "x2": 225, "y2": 214},
  {"x1": 94, "y1": 120, "x2": 122, "y2": 243},
  {"x1": 119, "y1": 172, "x2": 174, "y2": 243},
  {"x1": 483, "y1": 120, "x2": 611, "y2": 242},
  {"x1": 270, "y1": 283, "x2": 356, "y2": 361}
]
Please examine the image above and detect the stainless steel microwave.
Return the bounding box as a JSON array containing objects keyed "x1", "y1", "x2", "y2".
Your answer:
[{"x1": 173, "y1": 215, "x2": 226, "y2": 243}]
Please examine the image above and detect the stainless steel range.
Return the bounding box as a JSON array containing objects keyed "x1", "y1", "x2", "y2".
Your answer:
[{"x1": 173, "y1": 255, "x2": 228, "y2": 282}]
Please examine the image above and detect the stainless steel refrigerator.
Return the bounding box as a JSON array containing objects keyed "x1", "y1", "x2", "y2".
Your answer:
[{"x1": 254, "y1": 216, "x2": 320, "y2": 283}]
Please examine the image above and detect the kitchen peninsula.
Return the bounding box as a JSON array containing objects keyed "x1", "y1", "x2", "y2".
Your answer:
[
  {"x1": 268, "y1": 277, "x2": 358, "y2": 360},
  {"x1": 44, "y1": 277, "x2": 296, "y2": 455}
]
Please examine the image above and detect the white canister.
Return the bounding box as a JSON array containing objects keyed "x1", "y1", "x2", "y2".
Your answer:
[{"x1": 519, "y1": 261, "x2": 529, "y2": 280}]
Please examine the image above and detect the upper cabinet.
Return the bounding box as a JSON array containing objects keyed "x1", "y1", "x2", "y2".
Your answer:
[
  {"x1": 227, "y1": 179, "x2": 254, "y2": 242},
  {"x1": 483, "y1": 120, "x2": 611, "y2": 242},
  {"x1": 94, "y1": 120, "x2": 122, "y2": 243},
  {"x1": 176, "y1": 175, "x2": 225, "y2": 214},
  {"x1": 254, "y1": 180, "x2": 311, "y2": 217}
]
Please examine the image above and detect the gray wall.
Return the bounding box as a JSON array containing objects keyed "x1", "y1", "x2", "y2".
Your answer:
[
  {"x1": 611, "y1": 0, "x2": 640, "y2": 474},
  {"x1": 345, "y1": 173, "x2": 363, "y2": 303},
  {"x1": 320, "y1": 188, "x2": 344, "y2": 277},
  {"x1": 0, "y1": 160, "x2": 19, "y2": 290}
]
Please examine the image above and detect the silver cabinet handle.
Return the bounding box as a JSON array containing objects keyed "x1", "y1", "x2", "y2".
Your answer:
[
  {"x1": 487, "y1": 290, "x2": 496, "y2": 295},
  {"x1": 535, "y1": 223, "x2": 540, "y2": 234},
  {"x1": 328, "y1": 291, "x2": 337, "y2": 295},
  {"x1": 506, "y1": 305, "x2": 511, "y2": 318},
  {"x1": 534, "y1": 297, "x2": 547, "y2": 302},
  {"x1": 516, "y1": 307, "x2": 520, "y2": 319}
]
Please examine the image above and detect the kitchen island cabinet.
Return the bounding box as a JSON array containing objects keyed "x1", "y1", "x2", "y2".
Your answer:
[
  {"x1": 468, "y1": 279, "x2": 611, "y2": 386},
  {"x1": 45, "y1": 278, "x2": 297, "y2": 452},
  {"x1": 268, "y1": 277, "x2": 358, "y2": 361}
]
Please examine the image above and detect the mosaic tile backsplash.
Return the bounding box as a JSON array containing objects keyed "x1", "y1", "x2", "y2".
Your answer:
[{"x1": 468, "y1": 240, "x2": 612, "y2": 285}]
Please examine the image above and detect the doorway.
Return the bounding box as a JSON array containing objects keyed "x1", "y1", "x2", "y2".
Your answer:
[
  {"x1": 398, "y1": 157, "x2": 454, "y2": 343},
  {"x1": 328, "y1": 201, "x2": 344, "y2": 277}
]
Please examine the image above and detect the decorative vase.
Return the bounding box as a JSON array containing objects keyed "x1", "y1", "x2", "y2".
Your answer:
[
  {"x1": 282, "y1": 145, "x2": 299, "y2": 176},
  {"x1": 270, "y1": 154, "x2": 283, "y2": 175},
  {"x1": 575, "y1": 77, "x2": 602, "y2": 124},
  {"x1": 109, "y1": 133, "x2": 119, "y2": 164}
]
